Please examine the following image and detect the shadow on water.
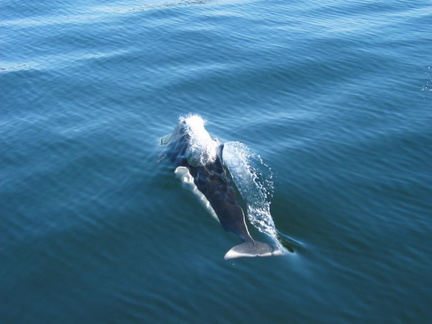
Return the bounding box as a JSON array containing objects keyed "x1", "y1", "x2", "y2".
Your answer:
[{"x1": 276, "y1": 231, "x2": 303, "y2": 254}]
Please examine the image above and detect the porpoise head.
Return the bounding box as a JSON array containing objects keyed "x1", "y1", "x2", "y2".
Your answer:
[{"x1": 162, "y1": 115, "x2": 220, "y2": 167}]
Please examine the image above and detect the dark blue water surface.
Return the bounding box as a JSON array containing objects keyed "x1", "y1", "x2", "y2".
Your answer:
[{"x1": 1, "y1": 0, "x2": 431, "y2": 322}]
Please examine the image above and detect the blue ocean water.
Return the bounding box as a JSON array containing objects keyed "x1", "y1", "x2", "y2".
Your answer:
[{"x1": 1, "y1": 0, "x2": 431, "y2": 322}]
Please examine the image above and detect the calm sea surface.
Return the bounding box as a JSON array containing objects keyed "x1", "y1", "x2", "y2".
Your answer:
[{"x1": 1, "y1": 0, "x2": 431, "y2": 322}]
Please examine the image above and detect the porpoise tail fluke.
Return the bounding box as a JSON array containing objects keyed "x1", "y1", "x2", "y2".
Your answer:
[{"x1": 224, "y1": 241, "x2": 284, "y2": 260}]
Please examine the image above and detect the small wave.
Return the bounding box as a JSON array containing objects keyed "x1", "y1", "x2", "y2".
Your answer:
[{"x1": 124, "y1": 0, "x2": 206, "y2": 13}]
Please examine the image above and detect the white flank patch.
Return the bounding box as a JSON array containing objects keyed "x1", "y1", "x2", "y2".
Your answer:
[{"x1": 175, "y1": 166, "x2": 219, "y2": 222}]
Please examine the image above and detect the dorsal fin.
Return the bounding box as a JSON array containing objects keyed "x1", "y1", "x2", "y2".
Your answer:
[{"x1": 217, "y1": 144, "x2": 224, "y2": 162}]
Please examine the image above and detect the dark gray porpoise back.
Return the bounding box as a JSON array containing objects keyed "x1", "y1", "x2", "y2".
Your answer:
[{"x1": 187, "y1": 147, "x2": 254, "y2": 243}]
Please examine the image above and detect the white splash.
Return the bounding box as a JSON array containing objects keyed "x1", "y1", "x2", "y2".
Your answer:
[
  {"x1": 223, "y1": 141, "x2": 282, "y2": 248},
  {"x1": 179, "y1": 114, "x2": 219, "y2": 167}
]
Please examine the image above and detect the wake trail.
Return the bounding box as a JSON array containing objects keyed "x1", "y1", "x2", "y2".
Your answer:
[{"x1": 223, "y1": 141, "x2": 286, "y2": 251}]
